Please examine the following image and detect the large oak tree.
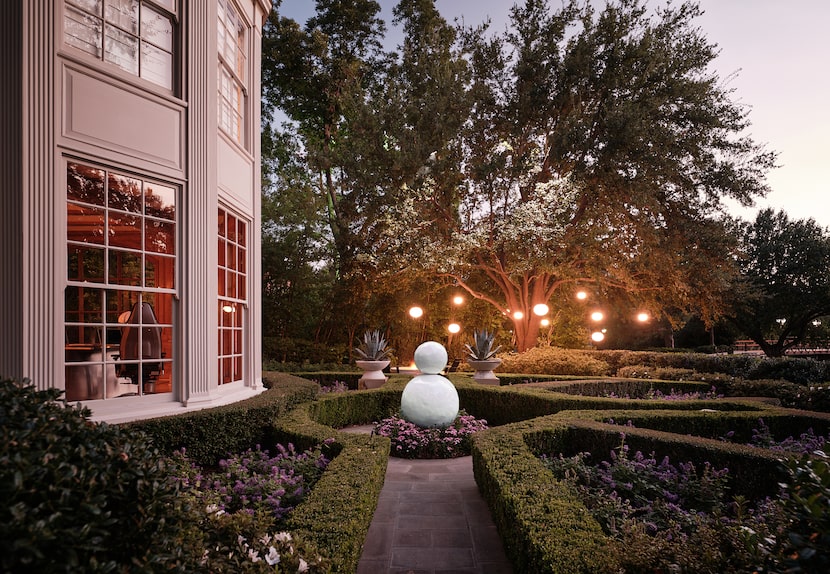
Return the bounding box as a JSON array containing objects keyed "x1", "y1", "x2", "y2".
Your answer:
[{"x1": 378, "y1": 0, "x2": 776, "y2": 351}]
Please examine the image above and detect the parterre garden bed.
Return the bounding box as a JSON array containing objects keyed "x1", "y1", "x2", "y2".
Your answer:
[{"x1": 6, "y1": 370, "x2": 828, "y2": 573}]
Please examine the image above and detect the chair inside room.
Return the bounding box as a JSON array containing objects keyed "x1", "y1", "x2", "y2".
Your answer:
[{"x1": 118, "y1": 302, "x2": 163, "y2": 392}]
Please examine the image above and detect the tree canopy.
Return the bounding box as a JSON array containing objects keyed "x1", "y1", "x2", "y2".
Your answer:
[
  {"x1": 725, "y1": 209, "x2": 830, "y2": 357},
  {"x1": 261, "y1": 0, "x2": 777, "y2": 353}
]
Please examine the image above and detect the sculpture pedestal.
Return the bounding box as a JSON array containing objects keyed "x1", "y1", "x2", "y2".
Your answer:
[
  {"x1": 356, "y1": 360, "x2": 390, "y2": 389},
  {"x1": 467, "y1": 359, "x2": 502, "y2": 385}
]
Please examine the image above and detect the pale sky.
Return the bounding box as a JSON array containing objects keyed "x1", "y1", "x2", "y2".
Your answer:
[{"x1": 278, "y1": 0, "x2": 830, "y2": 228}]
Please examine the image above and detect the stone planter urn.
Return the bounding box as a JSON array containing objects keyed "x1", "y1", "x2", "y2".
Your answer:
[
  {"x1": 356, "y1": 360, "x2": 391, "y2": 389},
  {"x1": 466, "y1": 358, "x2": 502, "y2": 385}
]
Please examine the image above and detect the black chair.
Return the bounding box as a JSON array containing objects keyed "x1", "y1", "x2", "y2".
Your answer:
[{"x1": 445, "y1": 358, "x2": 462, "y2": 373}]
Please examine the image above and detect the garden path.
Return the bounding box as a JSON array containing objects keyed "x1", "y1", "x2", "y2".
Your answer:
[{"x1": 343, "y1": 426, "x2": 513, "y2": 574}]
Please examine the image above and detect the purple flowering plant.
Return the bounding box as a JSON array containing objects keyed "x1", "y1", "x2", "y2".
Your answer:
[
  {"x1": 542, "y1": 440, "x2": 787, "y2": 571},
  {"x1": 374, "y1": 410, "x2": 488, "y2": 459},
  {"x1": 174, "y1": 441, "x2": 332, "y2": 521}
]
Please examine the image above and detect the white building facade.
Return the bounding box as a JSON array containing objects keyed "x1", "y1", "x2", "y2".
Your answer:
[{"x1": 1, "y1": 0, "x2": 271, "y2": 422}]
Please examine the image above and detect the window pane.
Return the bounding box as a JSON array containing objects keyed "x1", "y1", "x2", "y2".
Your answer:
[
  {"x1": 68, "y1": 203, "x2": 106, "y2": 244},
  {"x1": 68, "y1": 162, "x2": 105, "y2": 206},
  {"x1": 145, "y1": 219, "x2": 175, "y2": 254},
  {"x1": 227, "y1": 243, "x2": 236, "y2": 270},
  {"x1": 141, "y1": 42, "x2": 172, "y2": 89},
  {"x1": 226, "y1": 271, "x2": 236, "y2": 298},
  {"x1": 237, "y1": 274, "x2": 246, "y2": 299},
  {"x1": 227, "y1": 214, "x2": 237, "y2": 242},
  {"x1": 238, "y1": 247, "x2": 246, "y2": 273},
  {"x1": 109, "y1": 212, "x2": 142, "y2": 249},
  {"x1": 218, "y1": 237, "x2": 226, "y2": 266},
  {"x1": 68, "y1": 0, "x2": 103, "y2": 13},
  {"x1": 65, "y1": 5, "x2": 103, "y2": 58},
  {"x1": 108, "y1": 173, "x2": 142, "y2": 213},
  {"x1": 68, "y1": 245, "x2": 106, "y2": 282},
  {"x1": 65, "y1": 286, "x2": 104, "y2": 323},
  {"x1": 145, "y1": 253, "x2": 174, "y2": 288},
  {"x1": 237, "y1": 221, "x2": 246, "y2": 247},
  {"x1": 144, "y1": 183, "x2": 175, "y2": 220},
  {"x1": 233, "y1": 356, "x2": 242, "y2": 381},
  {"x1": 104, "y1": 24, "x2": 139, "y2": 74},
  {"x1": 141, "y1": 4, "x2": 173, "y2": 51},
  {"x1": 105, "y1": 0, "x2": 138, "y2": 34},
  {"x1": 222, "y1": 329, "x2": 232, "y2": 355},
  {"x1": 218, "y1": 269, "x2": 226, "y2": 296},
  {"x1": 108, "y1": 249, "x2": 142, "y2": 285}
]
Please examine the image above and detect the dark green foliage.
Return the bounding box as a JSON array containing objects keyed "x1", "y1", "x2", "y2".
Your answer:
[
  {"x1": 777, "y1": 452, "x2": 830, "y2": 573},
  {"x1": 127, "y1": 373, "x2": 318, "y2": 466},
  {"x1": 726, "y1": 209, "x2": 830, "y2": 357},
  {"x1": 270, "y1": 399, "x2": 391, "y2": 573},
  {"x1": 0, "y1": 379, "x2": 190, "y2": 573}
]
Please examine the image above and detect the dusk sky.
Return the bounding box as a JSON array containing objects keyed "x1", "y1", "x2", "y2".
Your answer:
[{"x1": 277, "y1": 0, "x2": 830, "y2": 228}]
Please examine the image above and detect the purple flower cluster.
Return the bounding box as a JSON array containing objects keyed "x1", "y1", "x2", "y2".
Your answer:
[
  {"x1": 176, "y1": 442, "x2": 331, "y2": 521},
  {"x1": 541, "y1": 442, "x2": 784, "y2": 571},
  {"x1": 748, "y1": 417, "x2": 828, "y2": 455},
  {"x1": 374, "y1": 411, "x2": 488, "y2": 459},
  {"x1": 602, "y1": 386, "x2": 722, "y2": 400},
  {"x1": 318, "y1": 380, "x2": 349, "y2": 394}
]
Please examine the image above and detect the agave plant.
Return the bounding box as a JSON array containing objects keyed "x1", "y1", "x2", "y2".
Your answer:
[
  {"x1": 354, "y1": 329, "x2": 393, "y2": 361},
  {"x1": 465, "y1": 329, "x2": 502, "y2": 361}
]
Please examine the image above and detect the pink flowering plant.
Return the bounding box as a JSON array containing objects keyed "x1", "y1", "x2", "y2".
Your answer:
[{"x1": 374, "y1": 410, "x2": 488, "y2": 459}]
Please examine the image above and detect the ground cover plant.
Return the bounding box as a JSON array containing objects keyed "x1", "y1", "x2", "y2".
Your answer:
[
  {"x1": 374, "y1": 410, "x2": 488, "y2": 458},
  {"x1": 170, "y1": 443, "x2": 334, "y2": 572},
  {"x1": 600, "y1": 386, "x2": 722, "y2": 400},
  {"x1": 541, "y1": 439, "x2": 830, "y2": 573}
]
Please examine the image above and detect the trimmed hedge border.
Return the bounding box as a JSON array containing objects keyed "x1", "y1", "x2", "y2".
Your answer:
[
  {"x1": 269, "y1": 380, "x2": 408, "y2": 573},
  {"x1": 122, "y1": 373, "x2": 830, "y2": 572},
  {"x1": 126, "y1": 373, "x2": 318, "y2": 466},
  {"x1": 463, "y1": 380, "x2": 830, "y2": 574}
]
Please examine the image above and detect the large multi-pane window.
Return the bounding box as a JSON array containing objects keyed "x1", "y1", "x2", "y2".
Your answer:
[
  {"x1": 64, "y1": 0, "x2": 176, "y2": 90},
  {"x1": 217, "y1": 0, "x2": 247, "y2": 145},
  {"x1": 218, "y1": 208, "x2": 247, "y2": 385},
  {"x1": 65, "y1": 161, "x2": 176, "y2": 400}
]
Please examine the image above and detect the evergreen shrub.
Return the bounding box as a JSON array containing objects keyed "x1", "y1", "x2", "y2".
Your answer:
[
  {"x1": 500, "y1": 347, "x2": 610, "y2": 376},
  {"x1": 0, "y1": 379, "x2": 191, "y2": 573}
]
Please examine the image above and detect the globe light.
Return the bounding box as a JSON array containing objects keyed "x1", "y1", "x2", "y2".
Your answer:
[
  {"x1": 409, "y1": 306, "x2": 424, "y2": 319},
  {"x1": 576, "y1": 291, "x2": 588, "y2": 300},
  {"x1": 636, "y1": 312, "x2": 650, "y2": 322},
  {"x1": 513, "y1": 310, "x2": 524, "y2": 320},
  {"x1": 591, "y1": 331, "x2": 605, "y2": 342},
  {"x1": 452, "y1": 295, "x2": 464, "y2": 305},
  {"x1": 540, "y1": 318, "x2": 550, "y2": 327},
  {"x1": 532, "y1": 303, "x2": 549, "y2": 316},
  {"x1": 447, "y1": 322, "x2": 461, "y2": 334},
  {"x1": 590, "y1": 311, "x2": 604, "y2": 322}
]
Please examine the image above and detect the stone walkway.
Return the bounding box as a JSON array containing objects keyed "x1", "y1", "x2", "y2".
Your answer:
[{"x1": 345, "y1": 427, "x2": 513, "y2": 574}]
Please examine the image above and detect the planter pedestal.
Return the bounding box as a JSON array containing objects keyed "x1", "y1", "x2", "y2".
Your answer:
[
  {"x1": 356, "y1": 360, "x2": 391, "y2": 389},
  {"x1": 466, "y1": 359, "x2": 502, "y2": 385}
]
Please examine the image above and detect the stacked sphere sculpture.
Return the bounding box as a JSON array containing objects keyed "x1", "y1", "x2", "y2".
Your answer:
[{"x1": 400, "y1": 341, "x2": 460, "y2": 428}]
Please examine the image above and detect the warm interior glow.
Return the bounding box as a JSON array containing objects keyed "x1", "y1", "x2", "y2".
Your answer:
[
  {"x1": 447, "y1": 322, "x2": 461, "y2": 334},
  {"x1": 532, "y1": 303, "x2": 549, "y2": 316},
  {"x1": 590, "y1": 311, "x2": 604, "y2": 322},
  {"x1": 576, "y1": 291, "x2": 587, "y2": 300},
  {"x1": 409, "y1": 306, "x2": 424, "y2": 319},
  {"x1": 513, "y1": 310, "x2": 524, "y2": 320},
  {"x1": 222, "y1": 304, "x2": 235, "y2": 313},
  {"x1": 591, "y1": 331, "x2": 605, "y2": 342}
]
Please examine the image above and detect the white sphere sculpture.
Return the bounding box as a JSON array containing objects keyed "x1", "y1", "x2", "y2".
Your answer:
[{"x1": 400, "y1": 341, "x2": 459, "y2": 428}]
